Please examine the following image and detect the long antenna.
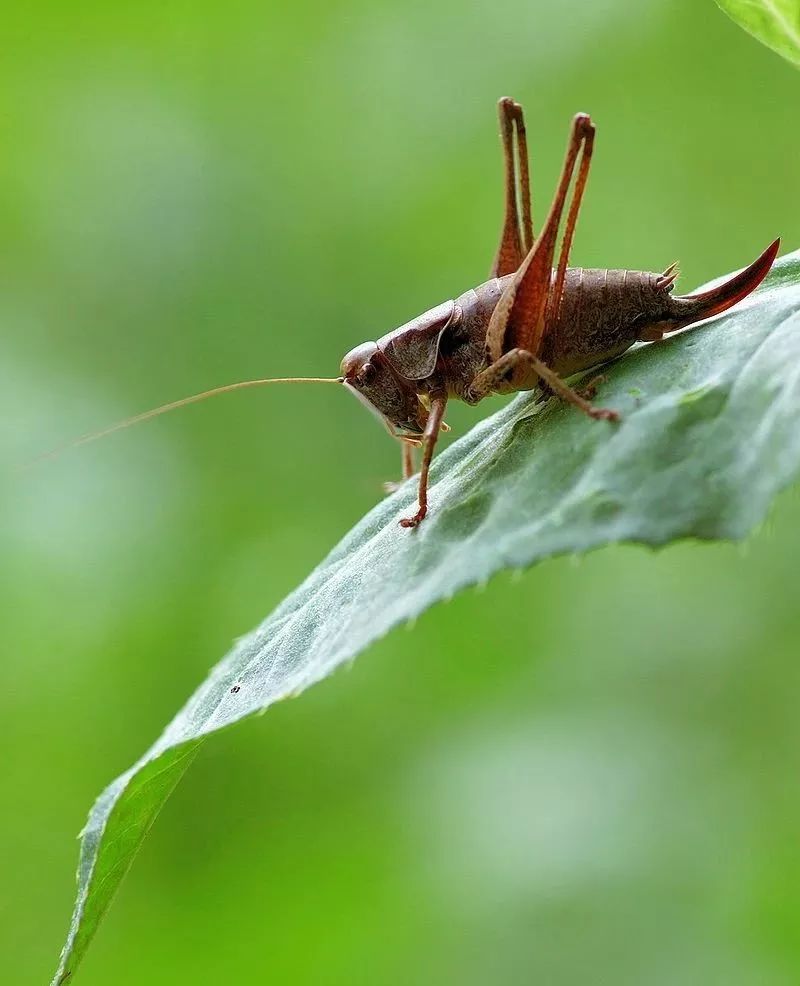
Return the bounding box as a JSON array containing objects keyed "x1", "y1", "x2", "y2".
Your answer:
[{"x1": 22, "y1": 375, "x2": 344, "y2": 468}]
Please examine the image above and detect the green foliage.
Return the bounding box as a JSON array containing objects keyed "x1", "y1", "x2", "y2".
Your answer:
[
  {"x1": 4, "y1": 3, "x2": 800, "y2": 984},
  {"x1": 716, "y1": 0, "x2": 800, "y2": 66},
  {"x1": 53, "y1": 250, "x2": 800, "y2": 984}
]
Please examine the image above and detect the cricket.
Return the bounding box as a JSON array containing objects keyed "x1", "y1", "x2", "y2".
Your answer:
[{"x1": 47, "y1": 97, "x2": 780, "y2": 528}]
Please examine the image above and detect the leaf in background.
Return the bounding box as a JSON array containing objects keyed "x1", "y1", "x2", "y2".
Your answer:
[
  {"x1": 715, "y1": 0, "x2": 800, "y2": 67},
  {"x1": 53, "y1": 249, "x2": 800, "y2": 984}
]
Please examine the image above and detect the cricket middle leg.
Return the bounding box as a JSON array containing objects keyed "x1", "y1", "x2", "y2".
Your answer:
[{"x1": 466, "y1": 348, "x2": 618, "y2": 421}]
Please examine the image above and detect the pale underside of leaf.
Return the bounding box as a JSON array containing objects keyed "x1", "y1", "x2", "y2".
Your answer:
[
  {"x1": 53, "y1": 250, "x2": 800, "y2": 984},
  {"x1": 716, "y1": 0, "x2": 800, "y2": 67}
]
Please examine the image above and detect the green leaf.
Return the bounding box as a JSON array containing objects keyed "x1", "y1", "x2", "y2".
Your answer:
[
  {"x1": 54, "y1": 248, "x2": 800, "y2": 984},
  {"x1": 715, "y1": 0, "x2": 800, "y2": 67}
]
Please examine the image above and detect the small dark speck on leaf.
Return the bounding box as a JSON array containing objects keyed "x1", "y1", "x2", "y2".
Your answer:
[{"x1": 230, "y1": 685, "x2": 241, "y2": 694}]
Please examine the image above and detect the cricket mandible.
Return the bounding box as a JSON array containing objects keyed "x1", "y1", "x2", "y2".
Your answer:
[{"x1": 53, "y1": 98, "x2": 780, "y2": 528}]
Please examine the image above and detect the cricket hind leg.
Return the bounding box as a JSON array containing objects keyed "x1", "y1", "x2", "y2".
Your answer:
[
  {"x1": 467, "y1": 348, "x2": 618, "y2": 422},
  {"x1": 485, "y1": 113, "x2": 596, "y2": 364},
  {"x1": 490, "y1": 98, "x2": 534, "y2": 278},
  {"x1": 477, "y1": 114, "x2": 620, "y2": 421},
  {"x1": 544, "y1": 118, "x2": 595, "y2": 327}
]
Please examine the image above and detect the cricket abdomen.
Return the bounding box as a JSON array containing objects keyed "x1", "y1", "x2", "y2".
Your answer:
[
  {"x1": 542, "y1": 267, "x2": 672, "y2": 377},
  {"x1": 540, "y1": 240, "x2": 780, "y2": 378}
]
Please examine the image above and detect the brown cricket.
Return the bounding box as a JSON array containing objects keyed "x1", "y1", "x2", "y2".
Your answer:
[{"x1": 50, "y1": 98, "x2": 780, "y2": 528}]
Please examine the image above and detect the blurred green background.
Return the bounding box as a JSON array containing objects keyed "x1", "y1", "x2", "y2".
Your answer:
[{"x1": 2, "y1": 1, "x2": 800, "y2": 983}]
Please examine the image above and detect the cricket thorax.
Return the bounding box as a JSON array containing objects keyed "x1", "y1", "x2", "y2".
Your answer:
[{"x1": 433, "y1": 277, "x2": 509, "y2": 400}]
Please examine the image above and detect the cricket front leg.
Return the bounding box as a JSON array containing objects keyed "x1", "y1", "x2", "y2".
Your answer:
[
  {"x1": 384, "y1": 441, "x2": 417, "y2": 494},
  {"x1": 401, "y1": 440, "x2": 415, "y2": 480},
  {"x1": 467, "y1": 348, "x2": 618, "y2": 421},
  {"x1": 399, "y1": 395, "x2": 447, "y2": 528}
]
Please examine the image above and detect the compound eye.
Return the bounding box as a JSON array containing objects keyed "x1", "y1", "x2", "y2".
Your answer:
[{"x1": 356, "y1": 362, "x2": 376, "y2": 386}]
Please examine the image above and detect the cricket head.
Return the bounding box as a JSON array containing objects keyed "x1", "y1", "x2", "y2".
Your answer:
[
  {"x1": 340, "y1": 341, "x2": 428, "y2": 439},
  {"x1": 339, "y1": 299, "x2": 458, "y2": 439}
]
